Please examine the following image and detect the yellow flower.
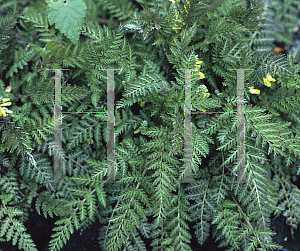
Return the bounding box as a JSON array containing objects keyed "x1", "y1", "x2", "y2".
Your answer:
[
  {"x1": 197, "y1": 72, "x2": 205, "y2": 79},
  {"x1": 169, "y1": 0, "x2": 180, "y2": 2},
  {"x1": 263, "y1": 72, "x2": 276, "y2": 87},
  {"x1": 248, "y1": 87, "x2": 260, "y2": 94},
  {"x1": 2, "y1": 98, "x2": 10, "y2": 103},
  {"x1": 192, "y1": 57, "x2": 205, "y2": 79},
  {"x1": 0, "y1": 98, "x2": 13, "y2": 117}
]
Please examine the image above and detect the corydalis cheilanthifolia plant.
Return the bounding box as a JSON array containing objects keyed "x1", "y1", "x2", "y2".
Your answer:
[{"x1": 0, "y1": 0, "x2": 300, "y2": 251}]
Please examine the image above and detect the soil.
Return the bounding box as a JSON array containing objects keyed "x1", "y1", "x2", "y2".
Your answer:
[{"x1": 1, "y1": 202, "x2": 299, "y2": 251}]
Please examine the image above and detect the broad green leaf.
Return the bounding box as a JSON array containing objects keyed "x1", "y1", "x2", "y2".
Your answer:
[{"x1": 47, "y1": 0, "x2": 87, "y2": 43}]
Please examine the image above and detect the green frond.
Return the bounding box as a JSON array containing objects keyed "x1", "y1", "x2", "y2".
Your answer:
[
  {"x1": 48, "y1": 214, "x2": 79, "y2": 251},
  {"x1": 0, "y1": 4, "x2": 18, "y2": 56},
  {"x1": 0, "y1": 205, "x2": 37, "y2": 251}
]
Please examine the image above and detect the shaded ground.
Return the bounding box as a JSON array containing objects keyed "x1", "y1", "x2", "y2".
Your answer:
[{"x1": 1, "y1": 205, "x2": 299, "y2": 251}]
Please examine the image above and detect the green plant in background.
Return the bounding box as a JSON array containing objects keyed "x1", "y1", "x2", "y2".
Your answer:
[{"x1": 0, "y1": 0, "x2": 300, "y2": 251}]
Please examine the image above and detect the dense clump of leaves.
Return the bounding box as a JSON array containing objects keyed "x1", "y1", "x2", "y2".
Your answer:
[{"x1": 0, "y1": 0, "x2": 300, "y2": 250}]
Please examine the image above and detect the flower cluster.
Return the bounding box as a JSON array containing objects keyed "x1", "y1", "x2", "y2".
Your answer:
[
  {"x1": 192, "y1": 55, "x2": 205, "y2": 80},
  {"x1": 192, "y1": 55, "x2": 207, "y2": 112},
  {"x1": 263, "y1": 72, "x2": 276, "y2": 87},
  {"x1": 248, "y1": 72, "x2": 276, "y2": 95},
  {"x1": 0, "y1": 98, "x2": 13, "y2": 117}
]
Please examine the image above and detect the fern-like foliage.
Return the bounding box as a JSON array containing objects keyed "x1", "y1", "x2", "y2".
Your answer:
[
  {"x1": 0, "y1": 4, "x2": 18, "y2": 57},
  {"x1": 0, "y1": 0, "x2": 300, "y2": 251},
  {"x1": 0, "y1": 177, "x2": 37, "y2": 251}
]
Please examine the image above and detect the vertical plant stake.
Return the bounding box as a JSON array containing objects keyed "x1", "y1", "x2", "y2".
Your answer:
[
  {"x1": 178, "y1": 69, "x2": 196, "y2": 183},
  {"x1": 50, "y1": 68, "x2": 70, "y2": 184},
  {"x1": 100, "y1": 68, "x2": 122, "y2": 184},
  {"x1": 50, "y1": 68, "x2": 123, "y2": 184},
  {"x1": 229, "y1": 68, "x2": 254, "y2": 183},
  {"x1": 53, "y1": 69, "x2": 62, "y2": 183}
]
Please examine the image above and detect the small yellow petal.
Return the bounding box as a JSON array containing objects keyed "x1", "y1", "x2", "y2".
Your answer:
[
  {"x1": 265, "y1": 82, "x2": 271, "y2": 87},
  {"x1": 249, "y1": 88, "x2": 260, "y2": 94},
  {"x1": 0, "y1": 107, "x2": 6, "y2": 117},
  {"x1": 266, "y1": 72, "x2": 276, "y2": 82},
  {"x1": 198, "y1": 72, "x2": 205, "y2": 79},
  {"x1": 0, "y1": 102, "x2": 11, "y2": 106},
  {"x1": 2, "y1": 98, "x2": 10, "y2": 102}
]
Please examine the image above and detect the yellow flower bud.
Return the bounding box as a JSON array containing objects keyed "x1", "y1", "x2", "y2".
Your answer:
[{"x1": 248, "y1": 87, "x2": 260, "y2": 94}]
